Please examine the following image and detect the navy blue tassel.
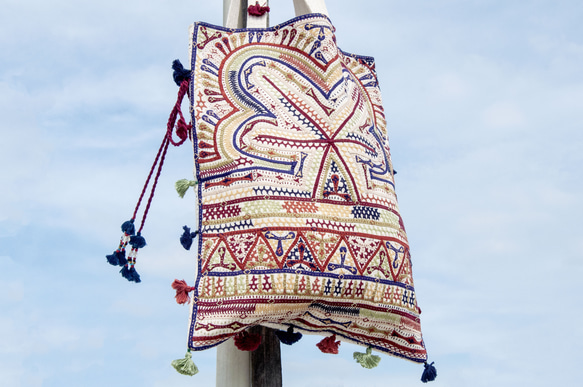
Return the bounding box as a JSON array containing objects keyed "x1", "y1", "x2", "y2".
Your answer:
[
  {"x1": 120, "y1": 265, "x2": 141, "y2": 283},
  {"x1": 128, "y1": 266, "x2": 141, "y2": 283},
  {"x1": 172, "y1": 60, "x2": 191, "y2": 86},
  {"x1": 120, "y1": 265, "x2": 131, "y2": 280},
  {"x1": 106, "y1": 250, "x2": 127, "y2": 266},
  {"x1": 106, "y1": 251, "x2": 119, "y2": 266},
  {"x1": 116, "y1": 251, "x2": 128, "y2": 266},
  {"x1": 121, "y1": 219, "x2": 135, "y2": 235},
  {"x1": 421, "y1": 361, "x2": 437, "y2": 383},
  {"x1": 180, "y1": 226, "x2": 199, "y2": 250},
  {"x1": 275, "y1": 326, "x2": 302, "y2": 345},
  {"x1": 130, "y1": 233, "x2": 146, "y2": 249}
]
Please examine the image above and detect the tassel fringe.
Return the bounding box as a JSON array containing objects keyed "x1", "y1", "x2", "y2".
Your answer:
[
  {"x1": 316, "y1": 334, "x2": 340, "y2": 354},
  {"x1": 172, "y1": 279, "x2": 195, "y2": 304},
  {"x1": 275, "y1": 326, "x2": 302, "y2": 345},
  {"x1": 171, "y1": 350, "x2": 198, "y2": 376},
  {"x1": 248, "y1": 1, "x2": 270, "y2": 16},
  {"x1": 353, "y1": 347, "x2": 381, "y2": 369},
  {"x1": 234, "y1": 330, "x2": 262, "y2": 351},
  {"x1": 180, "y1": 225, "x2": 198, "y2": 250},
  {"x1": 175, "y1": 179, "x2": 198, "y2": 198},
  {"x1": 421, "y1": 361, "x2": 437, "y2": 383}
]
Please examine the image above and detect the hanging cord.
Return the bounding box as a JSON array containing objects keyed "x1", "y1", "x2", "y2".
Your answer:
[
  {"x1": 134, "y1": 78, "x2": 190, "y2": 235},
  {"x1": 106, "y1": 61, "x2": 191, "y2": 282}
]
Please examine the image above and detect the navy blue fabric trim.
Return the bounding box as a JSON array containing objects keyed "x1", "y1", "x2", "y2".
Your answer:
[
  {"x1": 192, "y1": 13, "x2": 375, "y2": 63},
  {"x1": 188, "y1": 22, "x2": 203, "y2": 350}
]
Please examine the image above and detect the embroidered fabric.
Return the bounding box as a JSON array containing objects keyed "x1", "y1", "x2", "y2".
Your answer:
[{"x1": 186, "y1": 13, "x2": 427, "y2": 363}]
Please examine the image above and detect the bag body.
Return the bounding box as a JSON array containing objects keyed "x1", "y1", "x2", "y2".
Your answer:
[{"x1": 187, "y1": 13, "x2": 427, "y2": 363}]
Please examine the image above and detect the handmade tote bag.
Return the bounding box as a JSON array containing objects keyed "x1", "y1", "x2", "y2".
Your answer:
[
  {"x1": 185, "y1": 12, "x2": 430, "y2": 367},
  {"x1": 107, "y1": 11, "x2": 435, "y2": 382}
]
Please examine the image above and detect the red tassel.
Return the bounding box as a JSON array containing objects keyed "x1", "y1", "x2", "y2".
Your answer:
[
  {"x1": 248, "y1": 1, "x2": 270, "y2": 16},
  {"x1": 234, "y1": 330, "x2": 262, "y2": 351},
  {"x1": 175, "y1": 117, "x2": 191, "y2": 142},
  {"x1": 172, "y1": 279, "x2": 195, "y2": 305},
  {"x1": 317, "y1": 334, "x2": 341, "y2": 354}
]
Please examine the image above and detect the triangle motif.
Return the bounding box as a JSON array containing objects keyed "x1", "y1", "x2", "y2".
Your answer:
[
  {"x1": 205, "y1": 240, "x2": 239, "y2": 272},
  {"x1": 247, "y1": 239, "x2": 279, "y2": 269},
  {"x1": 225, "y1": 233, "x2": 256, "y2": 267},
  {"x1": 304, "y1": 230, "x2": 341, "y2": 269},
  {"x1": 325, "y1": 241, "x2": 358, "y2": 275},
  {"x1": 316, "y1": 152, "x2": 358, "y2": 202},
  {"x1": 284, "y1": 236, "x2": 319, "y2": 271},
  {"x1": 345, "y1": 236, "x2": 381, "y2": 274},
  {"x1": 263, "y1": 230, "x2": 296, "y2": 259},
  {"x1": 364, "y1": 244, "x2": 392, "y2": 280}
]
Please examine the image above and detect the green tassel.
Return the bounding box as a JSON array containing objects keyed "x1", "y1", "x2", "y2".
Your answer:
[
  {"x1": 175, "y1": 179, "x2": 198, "y2": 198},
  {"x1": 353, "y1": 346, "x2": 381, "y2": 369},
  {"x1": 171, "y1": 350, "x2": 199, "y2": 376}
]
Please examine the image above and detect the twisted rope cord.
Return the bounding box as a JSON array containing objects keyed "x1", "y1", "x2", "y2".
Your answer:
[{"x1": 132, "y1": 79, "x2": 191, "y2": 233}]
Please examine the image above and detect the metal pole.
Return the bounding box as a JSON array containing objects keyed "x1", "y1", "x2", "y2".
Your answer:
[
  {"x1": 216, "y1": 2, "x2": 274, "y2": 387},
  {"x1": 214, "y1": 1, "x2": 329, "y2": 386}
]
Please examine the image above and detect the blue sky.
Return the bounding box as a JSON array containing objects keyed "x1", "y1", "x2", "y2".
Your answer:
[{"x1": 1, "y1": 1, "x2": 582, "y2": 386}]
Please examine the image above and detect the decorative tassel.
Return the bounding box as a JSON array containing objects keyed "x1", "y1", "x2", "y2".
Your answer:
[
  {"x1": 234, "y1": 330, "x2": 262, "y2": 351},
  {"x1": 128, "y1": 266, "x2": 141, "y2": 283},
  {"x1": 275, "y1": 326, "x2": 302, "y2": 345},
  {"x1": 121, "y1": 219, "x2": 136, "y2": 235},
  {"x1": 248, "y1": 1, "x2": 270, "y2": 16},
  {"x1": 353, "y1": 347, "x2": 381, "y2": 369},
  {"x1": 106, "y1": 64, "x2": 191, "y2": 283},
  {"x1": 120, "y1": 264, "x2": 131, "y2": 279},
  {"x1": 106, "y1": 228, "x2": 132, "y2": 266},
  {"x1": 175, "y1": 179, "x2": 198, "y2": 198},
  {"x1": 120, "y1": 264, "x2": 141, "y2": 283},
  {"x1": 172, "y1": 59, "x2": 191, "y2": 87},
  {"x1": 172, "y1": 279, "x2": 195, "y2": 304},
  {"x1": 129, "y1": 233, "x2": 146, "y2": 249},
  {"x1": 421, "y1": 361, "x2": 437, "y2": 383},
  {"x1": 316, "y1": 334, "x2": 341, "y2": 354},
  {"x1": 180, "y1": 226, "x2": 198, "y2": 250},
  {"x1": 171, "y1": 350, "x2": 198, "y2": 376},
  {"x1": 106, "y1": 249, "x2": 127, "y2": 266}
]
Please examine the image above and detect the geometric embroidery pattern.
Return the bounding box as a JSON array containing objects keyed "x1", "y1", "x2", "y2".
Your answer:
[{"x1": 188, "y1": 14, "x2": 427, "y2": 363}]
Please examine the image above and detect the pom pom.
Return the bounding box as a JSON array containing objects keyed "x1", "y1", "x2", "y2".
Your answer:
[
  {"x1": 175, "y1": 179, "x2": 198, "y2": 198},
  {"x1": 106, "y1": 250, "x2": 127, "y2": 266},
  {"x1": 120, "y1": 265, "x2": 141, "y2": 283},
  {"x1": 234, "y1": 330, "x2": 262, "y2": 351},
  {"x1": 129, "y1": 234, "x2": 146, "y2": 249},
  {"x1": 171, "y1": 350, "x2": 198, "y2": 376},
  {"x1": 180, "y1": 226, "x2": 198, "y2": 250},
  {"x1": 275, "y1": 326, "x2": 302, "y2": 345},
  {"x1": 172, "y1": 279, "x2": 195, "y2": 304},
  {"x1": 172, "y1": 59, "x2": 191, "y2": 87},
  {"x1": 121, "y1": 219, "x2": 135, "y2": 235},
  {"x1": 353, "y1": 347, "x2": 381, "y2": 369},
  {"x1": 421, "y1": 361, "x2": 437, "y2": 383},
  {"x1": 316, "y1": 334, "x2": 341, "y2": 354},
  {"x1": 248, "y1": 1, "x2": 270, "y2": 16}
]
